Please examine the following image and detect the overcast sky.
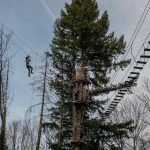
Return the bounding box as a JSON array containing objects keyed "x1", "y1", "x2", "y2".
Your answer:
[{"x1": 0, "y1": 0, "x2": 150, "y2": 121}]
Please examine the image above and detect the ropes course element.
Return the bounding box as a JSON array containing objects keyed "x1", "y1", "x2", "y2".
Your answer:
[
  {"x1": 121, "y1": 32, "x2": 150, "y2": 83},
  {"x1": 0, "y1": 21, "x2": 46, "y2": 78},
  {"x1": 131, "y1": 41, "x2": 137, "y2": 64},
  {"x1": 101, "y1": 1, "x2": 150, "y2": 118},
  {"x1": 81, "y1": 40, "x2": 150, "y2": 142},
  {"x1": 0, "y1": 23, "x2": 42, "y2": 66},
  {"x1": 0, "y1": 21, "x2": 46, "y2": 79},
  {"x1": 110, "y1": 0, "x2": 150, "y2": 84},
  {"x1": 107, "y1": 32, "x2": 150, "y2": 102},
  {"x1": 0, "y1": 22, "x2": 42, "y2": 57},
  {"x1": 102, "y1": 41, "x2": 150, "y2": 121}
]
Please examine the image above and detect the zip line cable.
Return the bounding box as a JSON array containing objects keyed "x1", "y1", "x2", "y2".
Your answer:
[
  {"x1": 102, "y1": 2, "x2": 150, "y2": 105},
  {"x1": 123, "y1": 0, "x2": 150, "y2": 59},
  {"x1": 75, "y1": 0, "x2": 150, "y2": 109},
  {"x1": 3, "y1": 30, "x2": 45, "y2": 69},
  {"x1": 89, "y1": 1, "x2": 150, "y2": 105},
  {"x1": 102, "y1": 18, "x2": 150, "y2": 117},
  {"x1": 105, "y1": 32, "x2": 150, "y2": 113},
  {"x1": 110, "y1": 0, "x2": 150, "y2": 84},
  {"x1": 110, "y1": 18, "x2": 149, "y2": 84},
  {"x1": 0, "y1": 22, "x2": 43, "y2": 58},
  {"x1": 1, "y1": 0, "x2": 149, "y2": 84},
  {"x1": 131, "y1": 41, "x2": 137, "y2": 64},
  {"x1": 121, "y1": 32, "x2": 150, "y2": 83},
  {"x1": 123, "y1": 5, "x2": 150, "y2": 61},
  {"x1": 102, "y1": 38, "x2": 150, "y2": 122}
]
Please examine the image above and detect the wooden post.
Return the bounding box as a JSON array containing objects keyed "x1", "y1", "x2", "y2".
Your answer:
[{"x1": 72, "y1": 63, "x2": 89, "y2": 150}]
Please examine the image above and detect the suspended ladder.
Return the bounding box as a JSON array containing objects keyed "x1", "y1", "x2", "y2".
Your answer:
[{"x1": 101, "y1": 46, "x2": 150, "y2": 121}]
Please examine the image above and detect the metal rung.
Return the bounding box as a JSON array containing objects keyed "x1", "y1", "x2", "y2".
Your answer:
[
  {"x1": 128, "y1": 76, "x2": 138, "y2": 79},
  {"x1": 110, "y1": 103, "x2": 117, "y2": 106},
  {"x1": 125, "y1": 80, "x2": 130, "y2": 83},
  {"x1": 125, "y1": 81, "x2": 134, "y2": 85},
  {"x1": 105, "y1": 113, "x2": 110, "y2": 115},
  {"x1": 105, "y1": 110, "x2": 111, "y2": 112},
  {"x1": 105, "y1": 111, "x2": 110, "y2": 114},
  {"x1": 109, "y1": 106, "x2": 117, "y2": 108},
  {"x1": 141, "y1": 55, "x2": 150, "y2": 58},
  {"x1": 109, "y1": 105, "x2": 115, "y2": 108},
  {"x1": 105, "y1": 110, "x2": 110, "y2": 112},
  {"x1": 144, "y1": 48, "x2": 150, "y2": 51},
  {"x1": 137, "y1": 61, "x2": 147, "y2": 64},
  {"x1": 116, "y1": 95, "x2": 123, "y2": 98},
  {"x1": 109, "y1": 107, "x2": 115, "y2": 109},
  {"x1": 111, "y1": 103, "x2": 118, "y2": 107},
  {"x1": 107, "y1": 108, "x2": 112, "y2": 110},
  {"x1": 118, "y1": 92, "x2": 125, "y2": 95},
  {"x1": 125, "y1": 85, "x2": 131, "y2": 88},
  {"x1": 130, "y1": 72, "x2": 139, "y2": 75},
  {"x1": 120, "y1": 89, "x2": 127, "y2": 92},
  {"x1": 105, "y1": 111, "x2": 110, "y2": 113},
  {"x1": 134, "y1": 66, "x2": 143, "y2": 69},
  {"x1": 113, "y1": 101, "x2": 119, "y2": 103},
  {"x1": 114, "y1": 98, "x2": 121, "y2": 101}
]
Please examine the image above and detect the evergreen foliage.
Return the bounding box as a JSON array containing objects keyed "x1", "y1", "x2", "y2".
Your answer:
[{"x1": 46, "y1": 0, "x2": 134, "y2": 149}]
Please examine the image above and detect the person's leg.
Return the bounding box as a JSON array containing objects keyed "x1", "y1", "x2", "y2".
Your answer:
[
  {"x1": 31, "y1": 66, "x2": 33, "y2": 74},
  {"x1": 29, "y1": 65, "x2": 33, "y2": 74},
  {"x1": 27, "y1": 65, "x2": 30, "y2": 77}
]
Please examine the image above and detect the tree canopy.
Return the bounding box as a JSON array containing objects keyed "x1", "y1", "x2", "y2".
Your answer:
[{"x1": 48, "y1": 0, "x2": 133, "y2": 149}]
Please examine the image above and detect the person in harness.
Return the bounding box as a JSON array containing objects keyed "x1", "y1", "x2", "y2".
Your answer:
[{"x1": 25, "y1": 55, "x2": 33, "y2": 77}]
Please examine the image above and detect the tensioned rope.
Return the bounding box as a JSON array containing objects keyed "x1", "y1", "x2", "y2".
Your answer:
[
  {"x1": 110, "y1": 0, "x2": 150, "y2": 84},
  {"x1": 102, "y1": 34, "x2": 150, "y2": 121},
  {"x1": 0, "y1": 22, "x2": 42, "y2": 58}
]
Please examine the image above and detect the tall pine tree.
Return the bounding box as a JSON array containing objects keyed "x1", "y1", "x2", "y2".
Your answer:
[{"x1": 47, "y1": 0, "x2": 133, "y2": 149}]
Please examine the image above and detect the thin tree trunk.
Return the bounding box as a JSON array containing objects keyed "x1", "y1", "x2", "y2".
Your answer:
[{"x1": 35, "y1": 52, "x2": 48, "y2": 150}]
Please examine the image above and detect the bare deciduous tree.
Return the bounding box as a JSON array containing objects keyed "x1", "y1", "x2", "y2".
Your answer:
[
  {"x1": 7, "y1": 116, "x2": 38, "y2": 150},
  {"x1": 0, "y1": 26, "x2": 11, "y2": 150},
  {"x1": 110, "y1": 96, "x2": 150, "y2": 150}
]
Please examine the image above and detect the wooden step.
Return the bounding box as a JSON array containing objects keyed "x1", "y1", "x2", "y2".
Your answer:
[
  {"x1": 114, "y1": 98, "x2": 121, "y2": 101},
  {"x1": 130, "y1": 72, "x2": 139, "y2": 75},
  {"x1": 105, "y1": 110, "x2": 110, "y2": 112},
  {"x1": 116, "y1": 95, "x2": 124, "y2": 98},
  {"x1": 125, "y1": 80, "x2": 134, "y2": 84},
  {"x1": 120, "y1": 89, "x2": 127, "y2": 92},
  {"x1": 108, "y1": 106, "x2": 114, "y2": 109},
  {"x1": 118, "y1": 92, "x2": 126, "y2": 95},
  {"x1": 111, "y1": 102, "x2": 117, "y2": 104},
  {"x1": 105, "y1": 110, "x2": 110, "y2": 113},
  {"x1": 140, "y1": 55, "x2": 150, "y2": 58},
  {"x1": 105, "y1": 113, "x2": 110, "y2": 115},
  {"x1": 144, "y1": 48, "x2": 150, "y2": 51},
  {"x1": 137, "y1": 61, "x2": 147, "y2": 64},
  {"x1": 113, "y1": 101, "x2": 119, "y2": 104},
  {"x1": 109, "y1": 106, "x2": 115, "y2": 109},
  {"x1": 110, "y1": 103, "x2": 117, "y2": 106},
  {"x1": 134, "y1": 66, "x2": 143, "y2": 69},
  {"x1": 128, "y1": 76, "x2": 138, "y2": 80}
]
